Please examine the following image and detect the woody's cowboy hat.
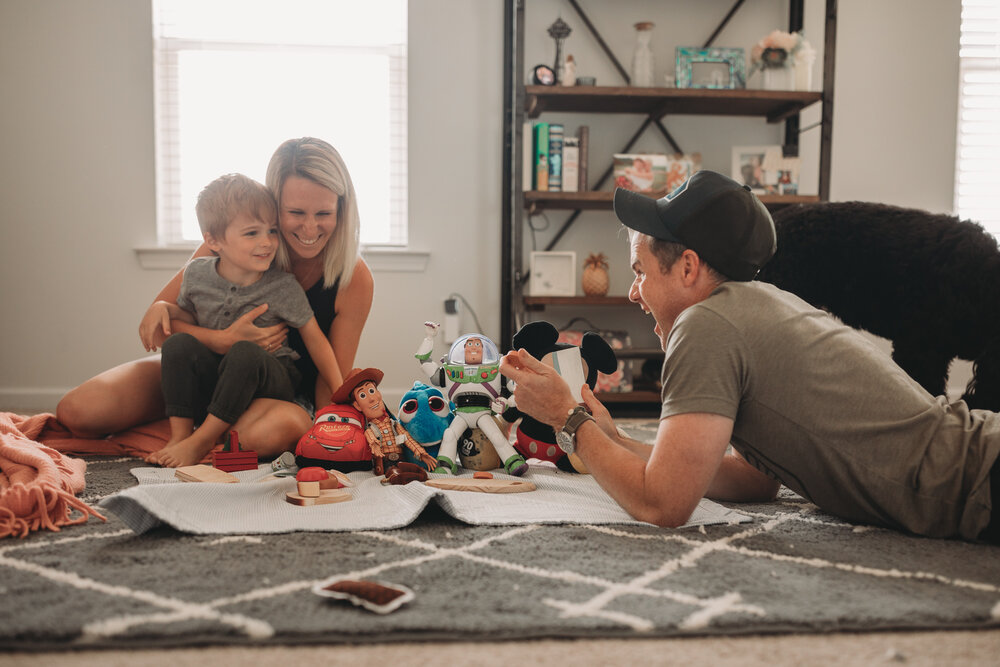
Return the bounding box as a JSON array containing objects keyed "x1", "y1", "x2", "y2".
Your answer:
[{"x1": 330, "y1": 367, "x2": 385, "y2": 405}]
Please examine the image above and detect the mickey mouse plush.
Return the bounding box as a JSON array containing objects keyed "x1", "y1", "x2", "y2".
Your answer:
[{"x1": 503, "y1": 320, "x2": 618, "y2": 472}]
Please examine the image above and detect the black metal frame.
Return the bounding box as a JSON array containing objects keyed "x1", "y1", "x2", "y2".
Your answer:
[{"x1": 501, "y1": 0, "x2": 836, "y2": 347}]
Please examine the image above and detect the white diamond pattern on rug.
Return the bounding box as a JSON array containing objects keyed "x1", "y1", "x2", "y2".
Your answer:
[{"x1": 1, "y1": 455, "x2": 999, "y2": 650}]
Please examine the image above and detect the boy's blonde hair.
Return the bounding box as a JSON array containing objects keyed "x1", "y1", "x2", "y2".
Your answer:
[
  {"x1": 266, "y1": 137, "x2": 361, "y2": 288},
  {"x1": 196, "y1": 173, "x2": 278, "y2": 240}
]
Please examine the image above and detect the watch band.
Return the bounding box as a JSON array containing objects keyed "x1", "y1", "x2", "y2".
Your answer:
[{"x1": 557, "y1": 406, "x2": 594, "y2": 454}]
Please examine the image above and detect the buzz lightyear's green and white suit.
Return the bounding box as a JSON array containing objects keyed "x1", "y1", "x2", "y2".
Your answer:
[{"x1": 415, "y1": 327, "x2": 528, "y2": 476}]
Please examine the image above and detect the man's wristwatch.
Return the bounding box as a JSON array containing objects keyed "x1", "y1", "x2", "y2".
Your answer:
[{"x1": 555, "y1": 406, "x2": 595, "y2": 455}]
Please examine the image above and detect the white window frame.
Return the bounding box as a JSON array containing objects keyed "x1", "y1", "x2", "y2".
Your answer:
[
  {"x1": 955, "y1": 0, "x2": 1000, "y2": 237},
  {"x1": 151, "y1": 0, "x2": 408, "y2": 248}
]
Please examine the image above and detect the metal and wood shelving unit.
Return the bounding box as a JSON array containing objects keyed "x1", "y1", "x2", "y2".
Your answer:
[{"x1": 501, "y1": 0, "x2": 837, "y2": 411}]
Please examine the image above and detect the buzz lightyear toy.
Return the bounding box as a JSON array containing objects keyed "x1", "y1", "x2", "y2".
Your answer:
[{"x1": 415, "y1": 322, "x2": 529, "y2": 476}]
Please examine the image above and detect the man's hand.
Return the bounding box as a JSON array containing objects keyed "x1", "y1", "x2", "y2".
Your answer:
[
  {"x1": 499, "y1": 349, "x2": 579, "y2": 430},
  {"x1": 580, "y1": 384, "x2": 618, "y2": 441},
  {"x1": 424, "y1": 321, "x2": 440, "y2": 338}
]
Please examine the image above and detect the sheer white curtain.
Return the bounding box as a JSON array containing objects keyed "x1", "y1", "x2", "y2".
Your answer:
[
  {"x1": 956, "y1": 0, "x2": 1000, "y2": 236},
  {"x1": 153, "y1": 0, "x2": 407, "y2": 246}
]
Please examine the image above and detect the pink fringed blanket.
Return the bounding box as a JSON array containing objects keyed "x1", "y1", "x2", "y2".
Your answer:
[{"x1": 0, "y1": 413, "x2": 106, "y2": 538}]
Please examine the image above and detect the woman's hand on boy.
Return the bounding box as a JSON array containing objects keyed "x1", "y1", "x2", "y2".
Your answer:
[
  {"x1": 221, "y1": 304, "x2": 287, "y2": 354},
  {"x1": 139, "y1": 301, "x2": 175, "y2": 352}
]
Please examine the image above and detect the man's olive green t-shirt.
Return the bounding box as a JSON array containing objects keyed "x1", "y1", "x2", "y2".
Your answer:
[{"x1": 660, "y1": 281, "x2": 1000, "y2": 540}]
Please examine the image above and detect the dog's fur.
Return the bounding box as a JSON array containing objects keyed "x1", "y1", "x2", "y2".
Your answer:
[{"x1": 755, "y1": 201, "x2": 1000, "y2": 411}]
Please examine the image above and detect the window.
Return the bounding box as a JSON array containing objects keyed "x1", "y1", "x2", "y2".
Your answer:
[
  {"x1": 956, "y1": 0, "x2": 1000, "y2": 237},
  {"x1": 153, "y1": 0, "x2": 407, "y2": 246}
]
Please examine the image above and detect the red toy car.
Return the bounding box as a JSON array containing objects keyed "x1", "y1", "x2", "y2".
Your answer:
[{"x1": 295, "y1": 404, "x2": 373, "y2": 472}]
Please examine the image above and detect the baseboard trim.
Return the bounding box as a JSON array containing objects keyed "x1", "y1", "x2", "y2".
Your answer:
[{"x1": 0, "y1": 388, "x2": 65, "y2": 414}]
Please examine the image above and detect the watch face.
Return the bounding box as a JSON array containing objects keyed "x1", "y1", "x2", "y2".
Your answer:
[{"x1": 556, "y1": 430, "x2": 575, "y2": 454}]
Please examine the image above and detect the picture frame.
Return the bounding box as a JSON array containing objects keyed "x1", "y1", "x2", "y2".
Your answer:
[
  {"x1": 731, "y1": 146, "x2": 800, "y2": 195},
  {"x1": 675, "y1": 47, "x2": 746, "y2": 89},
  {"x1": 613, "y1": 154, "x2": 668, "y2": 194},
  {"x1": 529, "y1": 251, "x2": 576, "y2": 296}
]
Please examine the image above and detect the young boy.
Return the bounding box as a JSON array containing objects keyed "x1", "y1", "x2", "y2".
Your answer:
[{"x1": 146, "y1": 173, "x2": 344, "y2": 468}]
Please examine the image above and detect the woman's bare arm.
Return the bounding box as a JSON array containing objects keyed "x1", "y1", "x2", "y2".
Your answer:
[{"x1": 313, "y1": 259, "x2": 374, "y2": 408}]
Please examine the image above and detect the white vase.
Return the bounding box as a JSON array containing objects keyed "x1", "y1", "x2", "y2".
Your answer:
[
  {"x1": 631, "y1": 22, "x2": 655, "y2": 87},
  {"x1": 762, "y1": 66, "x2": 793, "y2": 91},
  {"x1": 794, "y1": 44, "x2": 816, "y2": 91}
]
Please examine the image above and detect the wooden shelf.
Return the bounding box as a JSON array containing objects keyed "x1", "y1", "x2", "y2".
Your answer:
[
  {"x1": 524, "y1": 295, "x2": 631, "y2": 309},
  {"x1": 524, "y1": 189, "x2": 820, "y2": 212},
  {"x1": 612, "y1": 348, "x2": 664, "y2": 360},
  {"x1": 595, "y1": 390, "x2": 661, "y2": 404},
  {"x1": 525, "y1": 85, "x2": 822, "y2": 123}
]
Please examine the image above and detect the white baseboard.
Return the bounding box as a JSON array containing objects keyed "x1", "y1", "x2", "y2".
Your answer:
[
  {"x1": 0, "y1": 388, "x2": 66, "y2": 414},
  {"x1": 0, "y1": 387, "x2": 413, "y2": 418}
]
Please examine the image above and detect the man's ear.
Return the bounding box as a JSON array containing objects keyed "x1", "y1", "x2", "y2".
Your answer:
[{"x1": 679, "y1": 249, "x2": 701, "y2": 285}]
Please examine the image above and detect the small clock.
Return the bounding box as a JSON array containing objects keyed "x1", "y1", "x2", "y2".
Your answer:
[{"x1": 532, "y1": 64, "x2": 556, "y2": 86}]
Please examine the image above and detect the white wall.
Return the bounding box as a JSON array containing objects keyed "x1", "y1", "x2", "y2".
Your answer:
[{"x1": 0, "y1": 0, "x2": 962, "y2": 412}]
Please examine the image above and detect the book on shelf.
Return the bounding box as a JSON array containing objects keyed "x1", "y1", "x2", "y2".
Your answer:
[
  {"x1": 576, "y1": 125, "x2": 589, "y2": 191},
  {"x1": 522, "y1": 121, "x2": 533, "y2": 191},
  {"x1": 547, "y1": 123, "x2": 564, "y2": 192},
  {"x1": 533, "y1": 122, "x2": 549, "y2": 191},
  {"x1": 562, "y1": 136, "x2": 579, "y2": 193}
]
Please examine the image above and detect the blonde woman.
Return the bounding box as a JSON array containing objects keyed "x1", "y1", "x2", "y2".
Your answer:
[{"x1": 57, "y1": 138, "x2": 374, "y2": 459}]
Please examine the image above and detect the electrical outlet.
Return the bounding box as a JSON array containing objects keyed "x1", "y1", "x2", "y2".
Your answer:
[{"x1": 444, "y1": 297, "x2": 460, "y2": 343}]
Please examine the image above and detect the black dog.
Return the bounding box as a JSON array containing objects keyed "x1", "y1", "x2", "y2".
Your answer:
[{"x1": 756, "y1": 201, "x2": 1000, "y2": 411}]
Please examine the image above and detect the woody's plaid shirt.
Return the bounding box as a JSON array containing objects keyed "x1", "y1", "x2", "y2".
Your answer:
[{"x1": 365, "y1": 415, "x2": 431, "y2": 462}]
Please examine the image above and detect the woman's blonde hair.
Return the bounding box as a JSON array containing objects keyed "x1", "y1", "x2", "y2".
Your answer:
[{"x1": 266, "y1": 137, "x2": 360, "y2": 288}]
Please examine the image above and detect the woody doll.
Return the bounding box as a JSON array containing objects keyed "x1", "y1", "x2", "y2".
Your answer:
[{"x1": 331, "y1": 368, "x2": 438, "y2": 477}]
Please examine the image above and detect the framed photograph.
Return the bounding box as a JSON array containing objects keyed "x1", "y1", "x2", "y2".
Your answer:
[
  {"x1": 731, "y1": 146, "x2": 800, "y2": 195},
  {"x1": 529, "y1": 251, "x2": 576, "y2": 296},
  {"x1": 613, "y1": 154, "x2": 668, "y2": 193},
  {"x1": 732, "y1": 145, "x2": 781, "y2": 194},
  {"x1": 676, "y1": 47, "x2": 746, "y2": 89}
]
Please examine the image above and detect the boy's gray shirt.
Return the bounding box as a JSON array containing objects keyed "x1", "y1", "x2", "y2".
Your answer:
[
  {"x1": 177, "y1": 257, "x2": 314, "y2": 359},
  {"x1": 659, "y1": 280, "x2": 1000, "y2": 540}
]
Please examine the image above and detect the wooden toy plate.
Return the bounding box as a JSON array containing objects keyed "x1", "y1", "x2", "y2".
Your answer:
[
  {"x1": 285, "y1": 488, "x2": 352, "y2": 506},
  {"x1": 425, "y1": 478, "x2": 536, "y2": 494}
]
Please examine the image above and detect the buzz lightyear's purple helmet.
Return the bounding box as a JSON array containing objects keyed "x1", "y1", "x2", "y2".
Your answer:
[{"x1": 447, "y1": 333, "x2": 499, "y2": 365}]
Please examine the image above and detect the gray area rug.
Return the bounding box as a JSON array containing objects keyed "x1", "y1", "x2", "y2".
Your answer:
[{"x1": 2, "y1": 420, "x2": 999, "y2": 650}]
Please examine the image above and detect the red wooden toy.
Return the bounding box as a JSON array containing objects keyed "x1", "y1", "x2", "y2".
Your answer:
[{"x1": 212, "y1": 430, "x2": 258, "y2": 472}]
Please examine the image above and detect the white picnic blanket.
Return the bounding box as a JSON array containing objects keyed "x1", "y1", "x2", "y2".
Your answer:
[{"x1": 99, "y1": 465, "x2": 750, "y2": 535}]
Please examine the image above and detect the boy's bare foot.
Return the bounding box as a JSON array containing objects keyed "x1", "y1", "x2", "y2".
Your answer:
[{"x1": 146, "y1": 433, "x2": 219, "y2": 468}]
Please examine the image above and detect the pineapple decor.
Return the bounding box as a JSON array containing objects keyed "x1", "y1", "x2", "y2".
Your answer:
[{"x1": 581, "y1": 252, "x2": 610, "y2": 296}]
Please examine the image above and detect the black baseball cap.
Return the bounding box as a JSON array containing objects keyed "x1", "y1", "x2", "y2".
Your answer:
[{"x1": 613, "y1": 170, "x2": 776, "y2": 281}]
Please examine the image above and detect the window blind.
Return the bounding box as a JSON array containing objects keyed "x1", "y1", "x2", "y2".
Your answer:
[
  {"x1": 956, "y1": 0, "x2": 1000, "y2": 237},
  {"x1": 152, "y1": 0, "x2": 407, "y2": 246}
]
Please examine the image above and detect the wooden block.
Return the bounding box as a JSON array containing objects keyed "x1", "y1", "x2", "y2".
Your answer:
[
  {"x1": 425, "y1": 478, "x2": 536, "y2": 494},
  {"x1": 213, "y1": 450, "x2": 258, "y2": 472},
  {"x1": 285, "y1": 488, "x2": 352, "y2": 506},
  {"x1": 175, "y1": 465, "x2": 239, "y2": 483},
  {"x1": 297, "y1": 480, "x2": 321, "y2": 497},
  {"x1": 326, "y1": 470, "x2": 354, "y2": 488}
]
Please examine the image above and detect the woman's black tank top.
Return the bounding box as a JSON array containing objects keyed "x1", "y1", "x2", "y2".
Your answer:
[{"x1": 287, "y1": 276, "x2": 340, "y2": 402}]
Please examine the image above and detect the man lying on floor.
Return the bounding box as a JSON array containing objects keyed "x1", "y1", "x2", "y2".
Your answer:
[{"x1": 500, "y1": 171, "x2": 1000, "y2": 543}]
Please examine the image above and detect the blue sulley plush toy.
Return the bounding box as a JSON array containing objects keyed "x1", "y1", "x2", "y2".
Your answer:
[
  {"x1": 399, "y1": 381, "x2": 454, "y2": 466},
  {"x1": 502, "y1": 320, "x2": 618, "y2": 473},
  {"x1": 415, "y1": 322, "x2": 529, "y2": 476}
]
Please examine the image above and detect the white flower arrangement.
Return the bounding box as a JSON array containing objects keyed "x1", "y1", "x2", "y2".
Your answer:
[{"x1": 750, "y1": 29, "x2": 811, "y2": 74}]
